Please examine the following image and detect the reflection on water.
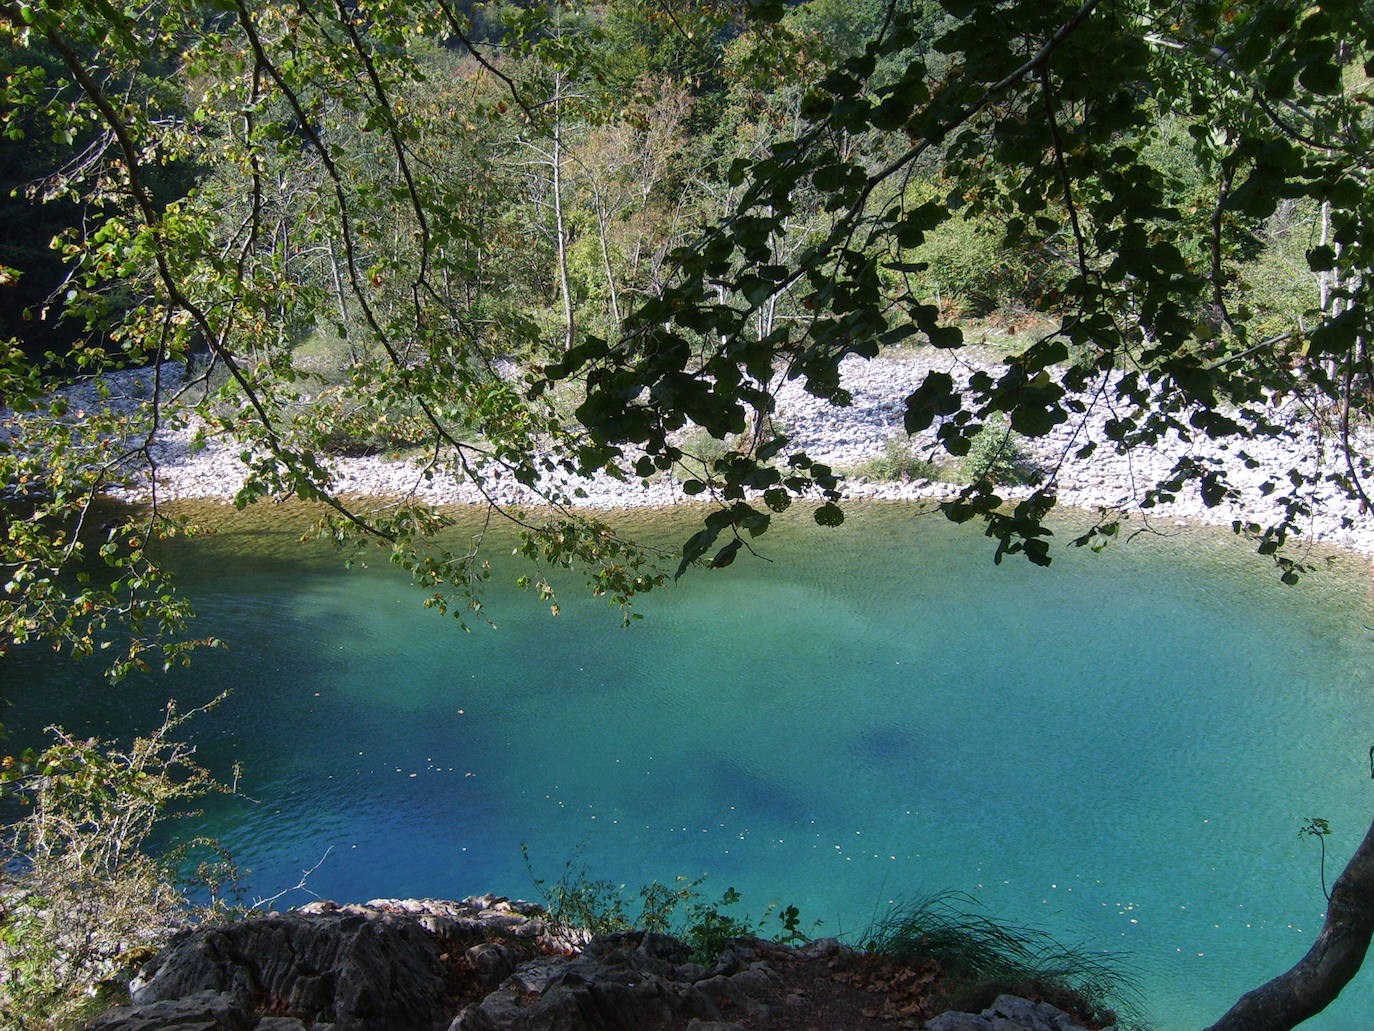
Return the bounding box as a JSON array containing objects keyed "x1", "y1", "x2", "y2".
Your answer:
[{"x1": 4, "y1": 501, "x2": 1374, "y2": 1030}]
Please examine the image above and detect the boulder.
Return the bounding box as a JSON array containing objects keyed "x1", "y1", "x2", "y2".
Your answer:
[
  {"x1": 94, "y1": 897, "x2": 546, "y2": 1031},
  {"x1": 924, "y1": 993, "x2": 1114, "y2": 1031},
  {"x1": 449, "y1": 933, "x2": 787, "y2": 1031},
  {"x1": 86, "y1": 988, "x2": 252, "y2": 1031},
  {"x1": 85, "y1": 897, "x2": 1116, "y2": 1031},
  {"x1": 127, "y1": 910, "x2": 446, "y2": 1031}
]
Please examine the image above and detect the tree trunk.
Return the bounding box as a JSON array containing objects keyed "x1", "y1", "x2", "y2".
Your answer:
[
  {"x1": 1205, "y1": 815, "x2": 1374, "y2": 1031},
  {"x1": 328, "y1": 238, "x2": 349, "y2": 328},
  {"x1": 592, "y1": 192, "x2": 622, "y2": 326},
  {"x1": 550, "y1": 79, "x2": 576, "y2": 352}
]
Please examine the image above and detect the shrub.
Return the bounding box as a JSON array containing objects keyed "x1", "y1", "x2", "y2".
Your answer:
[
  {"x1": 290, "y1": 327, "x2": 375, "y2": 387},
  {"x1": 902, "y1": 205, "x2": 1067, "y2": 319},
  {"x1": 1238, "y1": 200, "x2": 1324, "y2": 342},
  {"x1": 523, "y1": 853, "x2": 806, "y2": 962},
  {"x1": 962, "y1": 415, "x2": 1041, "y2": 487},
  {"x1": 854, "y1": 434, "x2": 950, "y2": 482},
  {"x1": 670, "y1": 426, "x2": 740, "y2": 484},
  {"x1": 0, "y1": 700, "x2": 236, "y2": 1031}
]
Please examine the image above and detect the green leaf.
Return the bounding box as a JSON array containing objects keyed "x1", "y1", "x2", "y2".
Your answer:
[
  {"x1": 1297, "y1": 58, "x2": 1342, "y2": 95},
  {"x1": 676, "y1": 527, "x2": 721, "y2": 579},
  {"x1": 763, "y1": 488, "x2": 791, "y2": 512},
  {"x1": 711, "y1": 540, "x2": 742, "y2": 568},
  {"x1": 1307, "y1": 245, "x2": 1337, "y2": 272},
  {"x1": 813, "y1": 502, "x2": 844, "y2": 527}
]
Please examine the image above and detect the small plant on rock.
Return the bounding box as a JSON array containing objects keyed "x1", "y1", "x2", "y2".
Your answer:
[{"x1": 523, "y1": 853, "x2": 808, "y2": 962}]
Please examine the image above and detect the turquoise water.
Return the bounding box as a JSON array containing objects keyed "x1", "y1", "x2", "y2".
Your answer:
[{"x1": 4, "y1": 503, "x2": 1374, "y2": 1029}]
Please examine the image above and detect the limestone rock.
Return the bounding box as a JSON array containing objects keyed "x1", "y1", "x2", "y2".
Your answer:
[
  {"x1": 86, "y1": 988, "x2": 252, "y2": 1031},
  {"x1": 94, "y1": 897, "x2": 547, "y2": 1031},
  {"x1": 450, "y1": 933, "x2": 789, "y2": 1031},
  {"x1": 128, "y1": 911, "x2": 445, "y2": 1031},
  {"x1": 466, "y1": 942, "x2": 525, "y2": 987},
  {"x1": 924, "y1": 993, "x2": 1114, "y2": 1031},
  {"x1": 85, "y1": 896, "x2": 1116, "y2": 1031}
]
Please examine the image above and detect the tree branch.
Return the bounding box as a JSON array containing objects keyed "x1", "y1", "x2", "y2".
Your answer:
[{"x1": 1206, "y1": 816, "x2": 1374, "y2": 1031}]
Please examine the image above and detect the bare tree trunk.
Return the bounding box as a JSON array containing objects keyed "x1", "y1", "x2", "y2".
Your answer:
[
  {"x1": 1317, "y1": 198, "x2": 1345, "y2": 380},
  {"x1": 1318, "y1": 199, "x2": 1332, "y2": 315},
  {"x1": 1205, "y1": 815, "x2": 1374, "y2": 1031},
  {"x1": 591, "y1": 192, "x2": 622, "y2": 326},
  {"x1": 328, "y1": 238, "x2": 349, "y2": 327},
  {"x1": 550, "y1": 78, "x2": 576, "y2": 352}
]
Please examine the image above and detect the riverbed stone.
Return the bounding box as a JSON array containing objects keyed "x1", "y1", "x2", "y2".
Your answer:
[{"x1": 56, "y1": 355, "x2": 1374, "y2": 557}]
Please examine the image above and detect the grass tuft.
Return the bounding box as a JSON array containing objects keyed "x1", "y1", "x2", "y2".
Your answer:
[
  {"x1": 859, "y1": 890, "x2": 1144, "y2": 1027},
  {"x1": 851, "y1": 434, "x2": 955, "y2": 483}
]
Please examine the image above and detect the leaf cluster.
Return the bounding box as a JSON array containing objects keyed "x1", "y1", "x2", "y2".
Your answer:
[
  {"x1": 0, "y1": 697, "x2": 239, "y2": 1030},
  {"x1": 3, "y1": 0, "x2": 1373, "y2": 673}
]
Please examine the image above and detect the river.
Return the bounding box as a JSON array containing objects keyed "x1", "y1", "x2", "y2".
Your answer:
[{"x1": 4, "y1": 501, "x2": 1373, "y2": 1029}]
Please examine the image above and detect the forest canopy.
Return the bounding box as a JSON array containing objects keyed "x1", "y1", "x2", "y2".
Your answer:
[
  {"x1": 0, "y1": 0, "x2": 1370, "y2": 662},
  {"x1": 2, "y1": 3, "x2": 1374, "y2": 1029}
]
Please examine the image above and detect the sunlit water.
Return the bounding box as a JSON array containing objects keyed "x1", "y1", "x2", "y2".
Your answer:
[{"x1": 5, "y1": 502, "x2": 1374, "y2": 1030}]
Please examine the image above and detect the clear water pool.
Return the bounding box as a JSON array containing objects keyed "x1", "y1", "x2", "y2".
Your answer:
[{"x1": 5, "y1": 502, "x2": 1373, "y2": 1029}]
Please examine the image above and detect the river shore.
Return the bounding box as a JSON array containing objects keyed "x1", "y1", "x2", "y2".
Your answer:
[{"x1": 66, "y1": 353, "x2": 1374, "y2": 555}]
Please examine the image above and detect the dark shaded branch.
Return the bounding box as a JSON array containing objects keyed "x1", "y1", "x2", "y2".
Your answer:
[
  {"x1": 433, "y1": 0, "x2": 539, "y2": 122},
  {"x1": 1036, "y1": 64, "x2": 1089, "y2": 287},
  {"x1": 1210, "y1": 162, "x2": 1242, "y2": 337}
]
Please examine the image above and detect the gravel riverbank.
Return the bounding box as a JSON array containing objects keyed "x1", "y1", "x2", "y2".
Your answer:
[{"x1": 70, "y1": 354, "x2": 1374, "y2": 556}]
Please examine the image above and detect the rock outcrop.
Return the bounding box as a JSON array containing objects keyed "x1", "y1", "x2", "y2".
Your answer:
[
  {"x1": 88, "y1": 896, "x2": 548, "y2": 1031},
  {"x1": 927, "y1": 995, "x2": 1111, "y2": 1031},
  {"x1": 85, "y1": 897, "x2": 1114, "y2": 1031}
]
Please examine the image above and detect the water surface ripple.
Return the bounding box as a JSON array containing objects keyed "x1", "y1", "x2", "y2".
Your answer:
[{"x1": 4, "y1": 503, "x2": 1373, "y2": 1030}]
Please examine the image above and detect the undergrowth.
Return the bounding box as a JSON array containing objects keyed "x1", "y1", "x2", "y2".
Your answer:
[
  {"x1": 962, "y1": 415, "x2": 1042, "y2": 487},
  {"x1": 853, "y1": 434, "x2": 953, "y2": 482},
  {"x1": 523, "y1": 860, "x2": 1139, "y2": 1027},
  {"x1": 522, "y1": 850, "x2": 808, "y2": 961},
  {"x1": 0, "y1": 699, "x2": 241, "y2": 1031}
]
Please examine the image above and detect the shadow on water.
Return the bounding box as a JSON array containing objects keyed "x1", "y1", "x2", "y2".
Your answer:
[
  {"x1": 852, "y1": 726, "x2": 922, "y2": 767},
  {"x1": 708, "y1": 758, "x2": 817, "y2": 826}
]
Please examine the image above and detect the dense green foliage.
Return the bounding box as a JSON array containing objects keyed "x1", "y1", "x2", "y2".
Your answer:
[
  {"x1": 0, "y1": 6, "x2": 1371, "y2": 1026},
  {"x1": 0, "y1": 700, "x2": 235, "y2": 1030},
  {"x1": 555, "y1": 0, "x2": 1374, "y2": 574},
  {"x1": 2, "y1": 0, "x2": 1369, "y2": 673}
]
